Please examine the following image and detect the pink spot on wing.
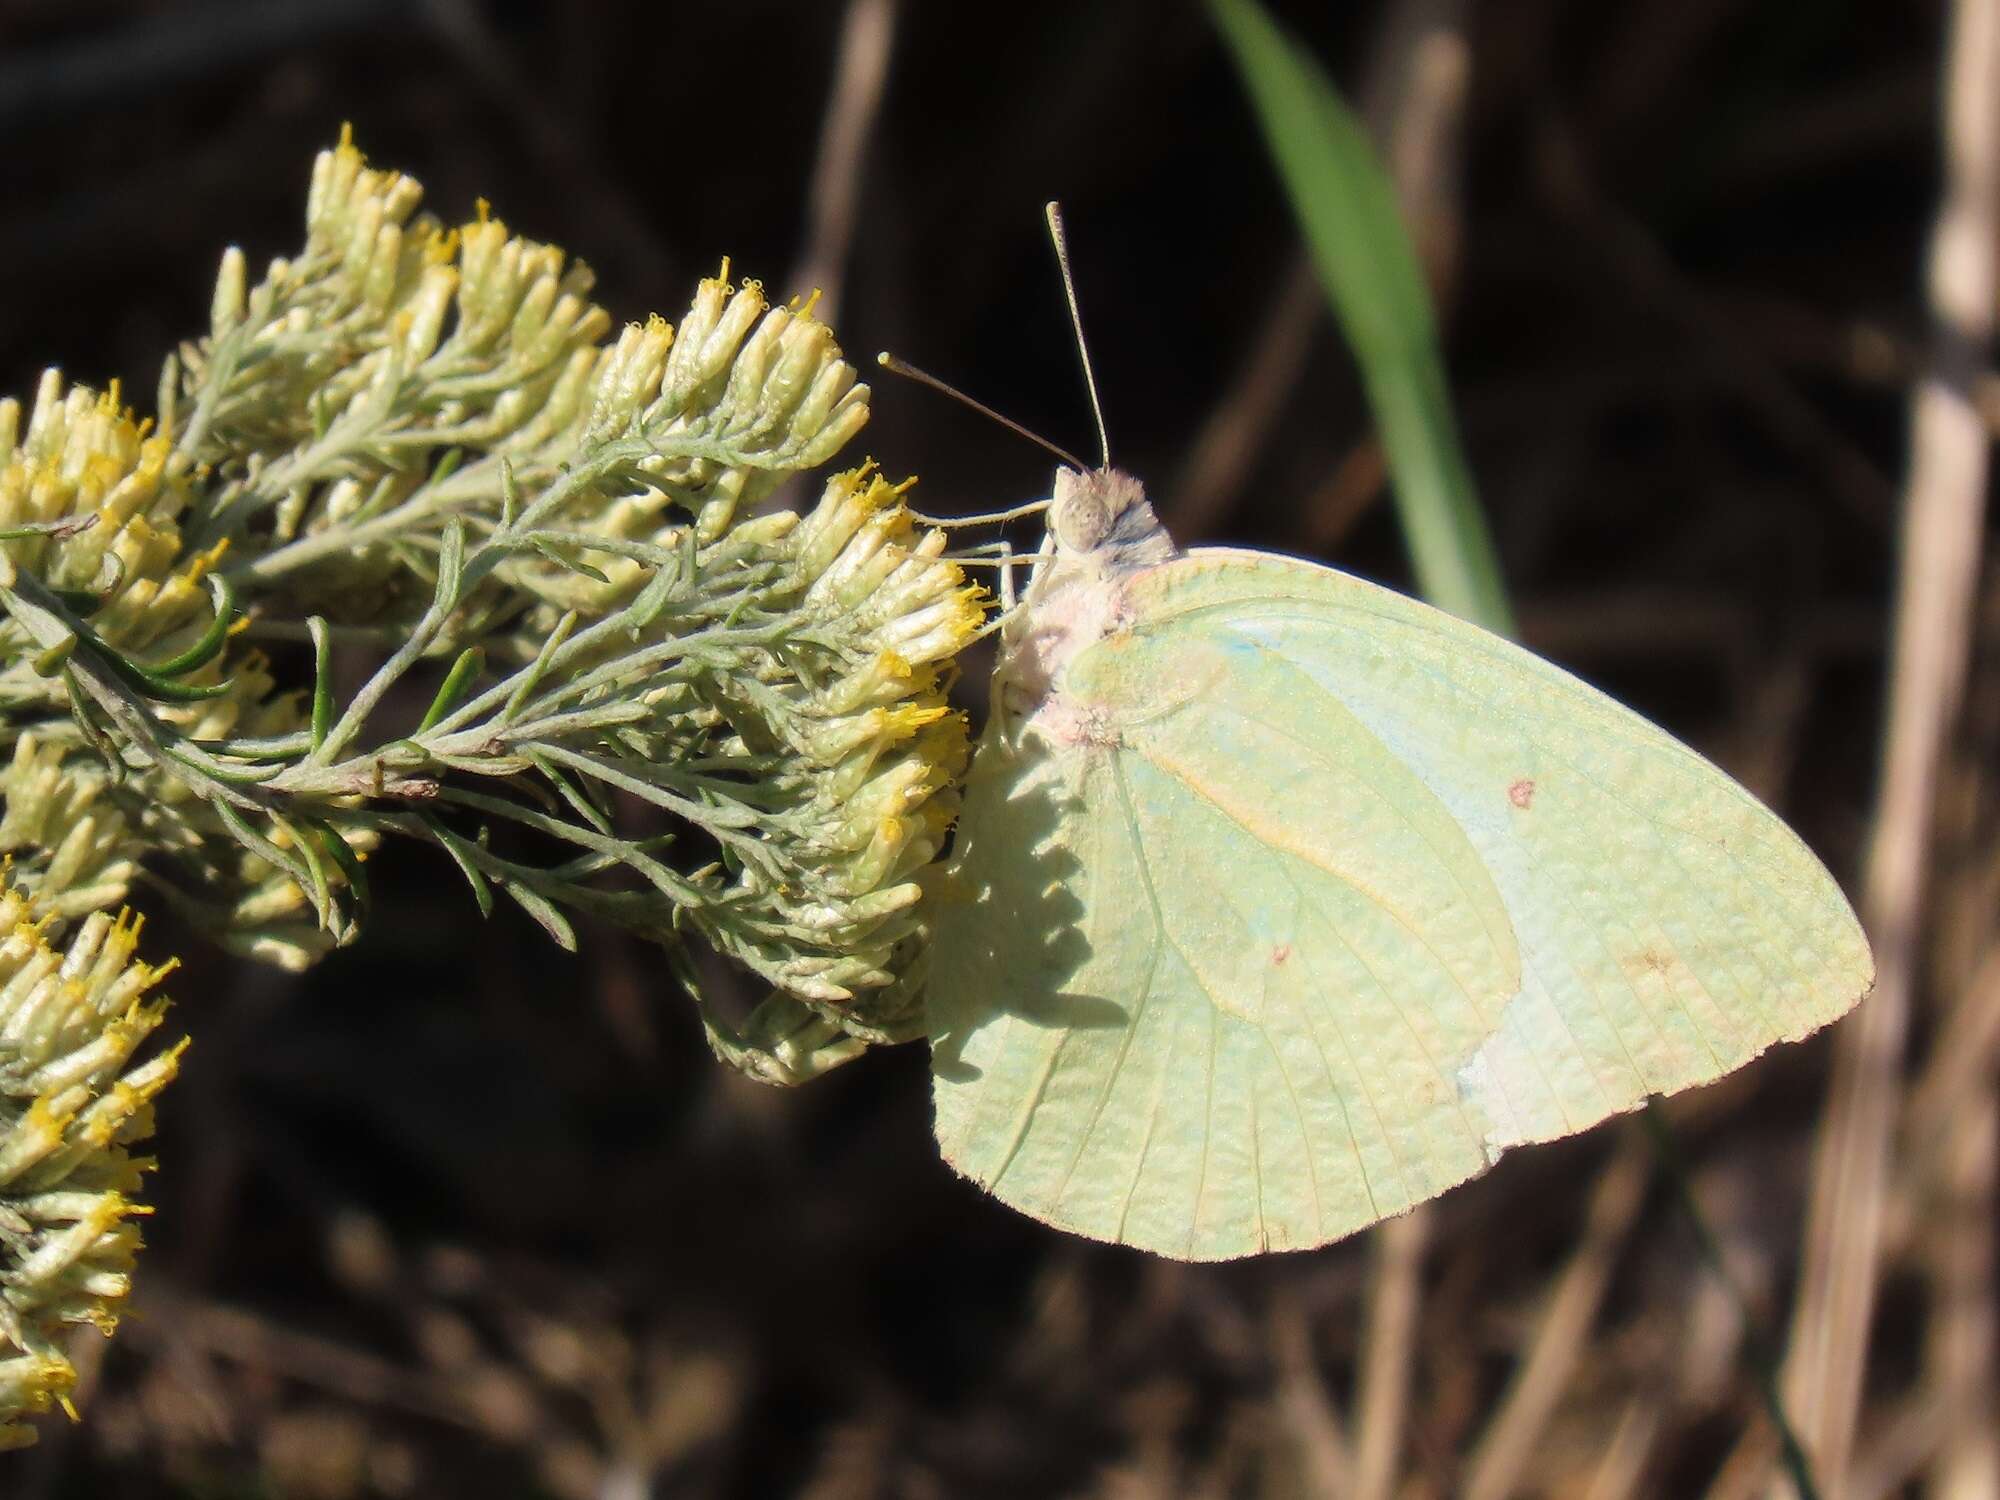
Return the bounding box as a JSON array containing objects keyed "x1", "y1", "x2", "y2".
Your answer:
[
  {"x1": 1508, "y1": 778, "x2": 1536, "y2": 809},
  {"x1": 1272, "y1": 944, "x2": 1291, "y2": 965}
]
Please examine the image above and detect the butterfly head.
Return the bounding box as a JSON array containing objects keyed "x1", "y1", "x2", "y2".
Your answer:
[{"x1": 1049, "y1": 466, "x2": 1164, "y2": 560}]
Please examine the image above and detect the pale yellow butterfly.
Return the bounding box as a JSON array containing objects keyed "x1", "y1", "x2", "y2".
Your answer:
[{"x1": 909, "y1": 209, "x2": 1872, "y2": 1261}]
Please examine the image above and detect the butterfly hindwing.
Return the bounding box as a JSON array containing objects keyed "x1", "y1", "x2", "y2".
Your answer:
[{"x1": 928, "y1": 550, "x2": 1871, "y2": 1260}]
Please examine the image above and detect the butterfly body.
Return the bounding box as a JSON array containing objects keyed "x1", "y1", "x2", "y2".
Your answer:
[
  {"x1": 927, "y1": 470, "x2": 1872, "y2": 1261},
  {"x1": 989, "y1": 466, "x2": 1175, "y2": 737}
]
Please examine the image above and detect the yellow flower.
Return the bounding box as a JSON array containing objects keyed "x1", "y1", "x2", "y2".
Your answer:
[{"x1": 0, "y1": 375, "x2": 210, "y2": 664}]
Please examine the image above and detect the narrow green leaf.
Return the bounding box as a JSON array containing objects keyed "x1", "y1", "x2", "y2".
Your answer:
[
  {"x1": 273, "y1": 811, "x2": 335, "y2": 928},
  {"x1": 214, "y1": 801, "x2": 315, "y2": 905},
  {"x1": 430, "y1": 824, "x2": 496, "y2": 918},
  {"x1": 141, "y1": 574, "x2": 236, "y2": 678},
  {"x1": 500, "y1": 880, "x2": 577, "y2": 951},
  {"x1": 524, "y1": 747, "x2": 615, "y2": 835},
  {"x1": 498, "y1": 456, "x2": 520, "y2": 530},
  {"x1": 436, "y1": 519, "x2": 466, "y2": 603},
  {"x1": 416, "y1": 647, "x2": 486, "y2": 735},
  {"x1": 304, "y1": 817, "x2": 372, "y2": 920},
  {"x1": 530, "y1": 538, "x2": 610, "y2": 585},
  {"x1": 622, "y1": 555, "x2": 684, "y2": 635},
  {"x1": 501, "y1": 610, "x2": 579, "y2": 722},
  {"x1": 307, "y1": 616, "x2": 333, "y2": 751},
  {"x1": 1208, "y1": 0, "x2": 1511, "y2": 634},
  {"x1": 124, "y1": 665, "x2": 232, "y2": 703},
  {"x1": 61, "y1": 666, "x2": 123, "y2": 773}
]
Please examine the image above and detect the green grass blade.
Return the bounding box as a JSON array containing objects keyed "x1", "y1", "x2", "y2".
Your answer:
[{"x1": 1208, "y1": 0, "x2": 1511, "y2": 634}]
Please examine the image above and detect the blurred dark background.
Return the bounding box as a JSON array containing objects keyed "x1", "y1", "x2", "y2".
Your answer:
[{"x1": 3, "y1": 2, "x2": 1989, "y2": 1497}]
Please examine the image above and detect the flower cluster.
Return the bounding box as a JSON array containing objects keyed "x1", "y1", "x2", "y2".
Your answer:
[
  {"x1": 177, "y1": 129, "x2": 868, "y2": 630},
  {"x1": 0, "y1": 374, "x2": 212, "y2": 702},
  {"x1": 0, "y1": 131, "x2": 988, "y2": 1442}
]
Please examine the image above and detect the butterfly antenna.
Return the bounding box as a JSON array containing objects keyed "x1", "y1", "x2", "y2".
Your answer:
[
  {"x1": 875, "y1": 352, "x2": 1088, "y2": 473},
  {"x1": 1044, "y1": 201, "x2": 1111, "y2": 471}
]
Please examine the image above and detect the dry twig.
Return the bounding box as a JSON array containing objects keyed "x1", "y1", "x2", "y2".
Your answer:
[
  {"x1": 1779, "y1": 0, "x2": 2000, "y2": 1492},
  {"x1": 790, "y1": 0, "x2": 900, "y2": 324},
  {"x1": 1352, "y1": 1212, "x2": 1426, "y2": 1500},
  {"x1": 1463, "y1": 1142, "x2": 1650, "y2": 1500}
]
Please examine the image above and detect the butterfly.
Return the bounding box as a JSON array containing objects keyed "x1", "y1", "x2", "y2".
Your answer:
[{"x1": 910, "y1": 211, "x2": 1874, "y2": 1262}]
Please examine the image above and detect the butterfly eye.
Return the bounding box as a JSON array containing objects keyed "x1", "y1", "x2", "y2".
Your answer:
[{"x1": 1053, "y1": 489, "x2": 1111, "y2": 552}]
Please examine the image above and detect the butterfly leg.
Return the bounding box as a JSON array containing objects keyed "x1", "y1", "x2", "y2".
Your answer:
[
  {"x1": 944, "y1": 536, "x2": 1026, "y2": 609},
  {"x1": 996, "y1": 536, "x2": 1018, "y2": 611}
]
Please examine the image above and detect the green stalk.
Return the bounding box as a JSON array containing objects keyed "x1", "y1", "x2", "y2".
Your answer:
[{"x1": 1209, "y1": 0, "x2": 1510, "y2": 634}]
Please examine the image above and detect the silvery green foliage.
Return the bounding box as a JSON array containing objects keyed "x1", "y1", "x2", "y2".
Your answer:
[{"x1": 0, "y1": 134, "x2": 983, "y2": 1441}]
